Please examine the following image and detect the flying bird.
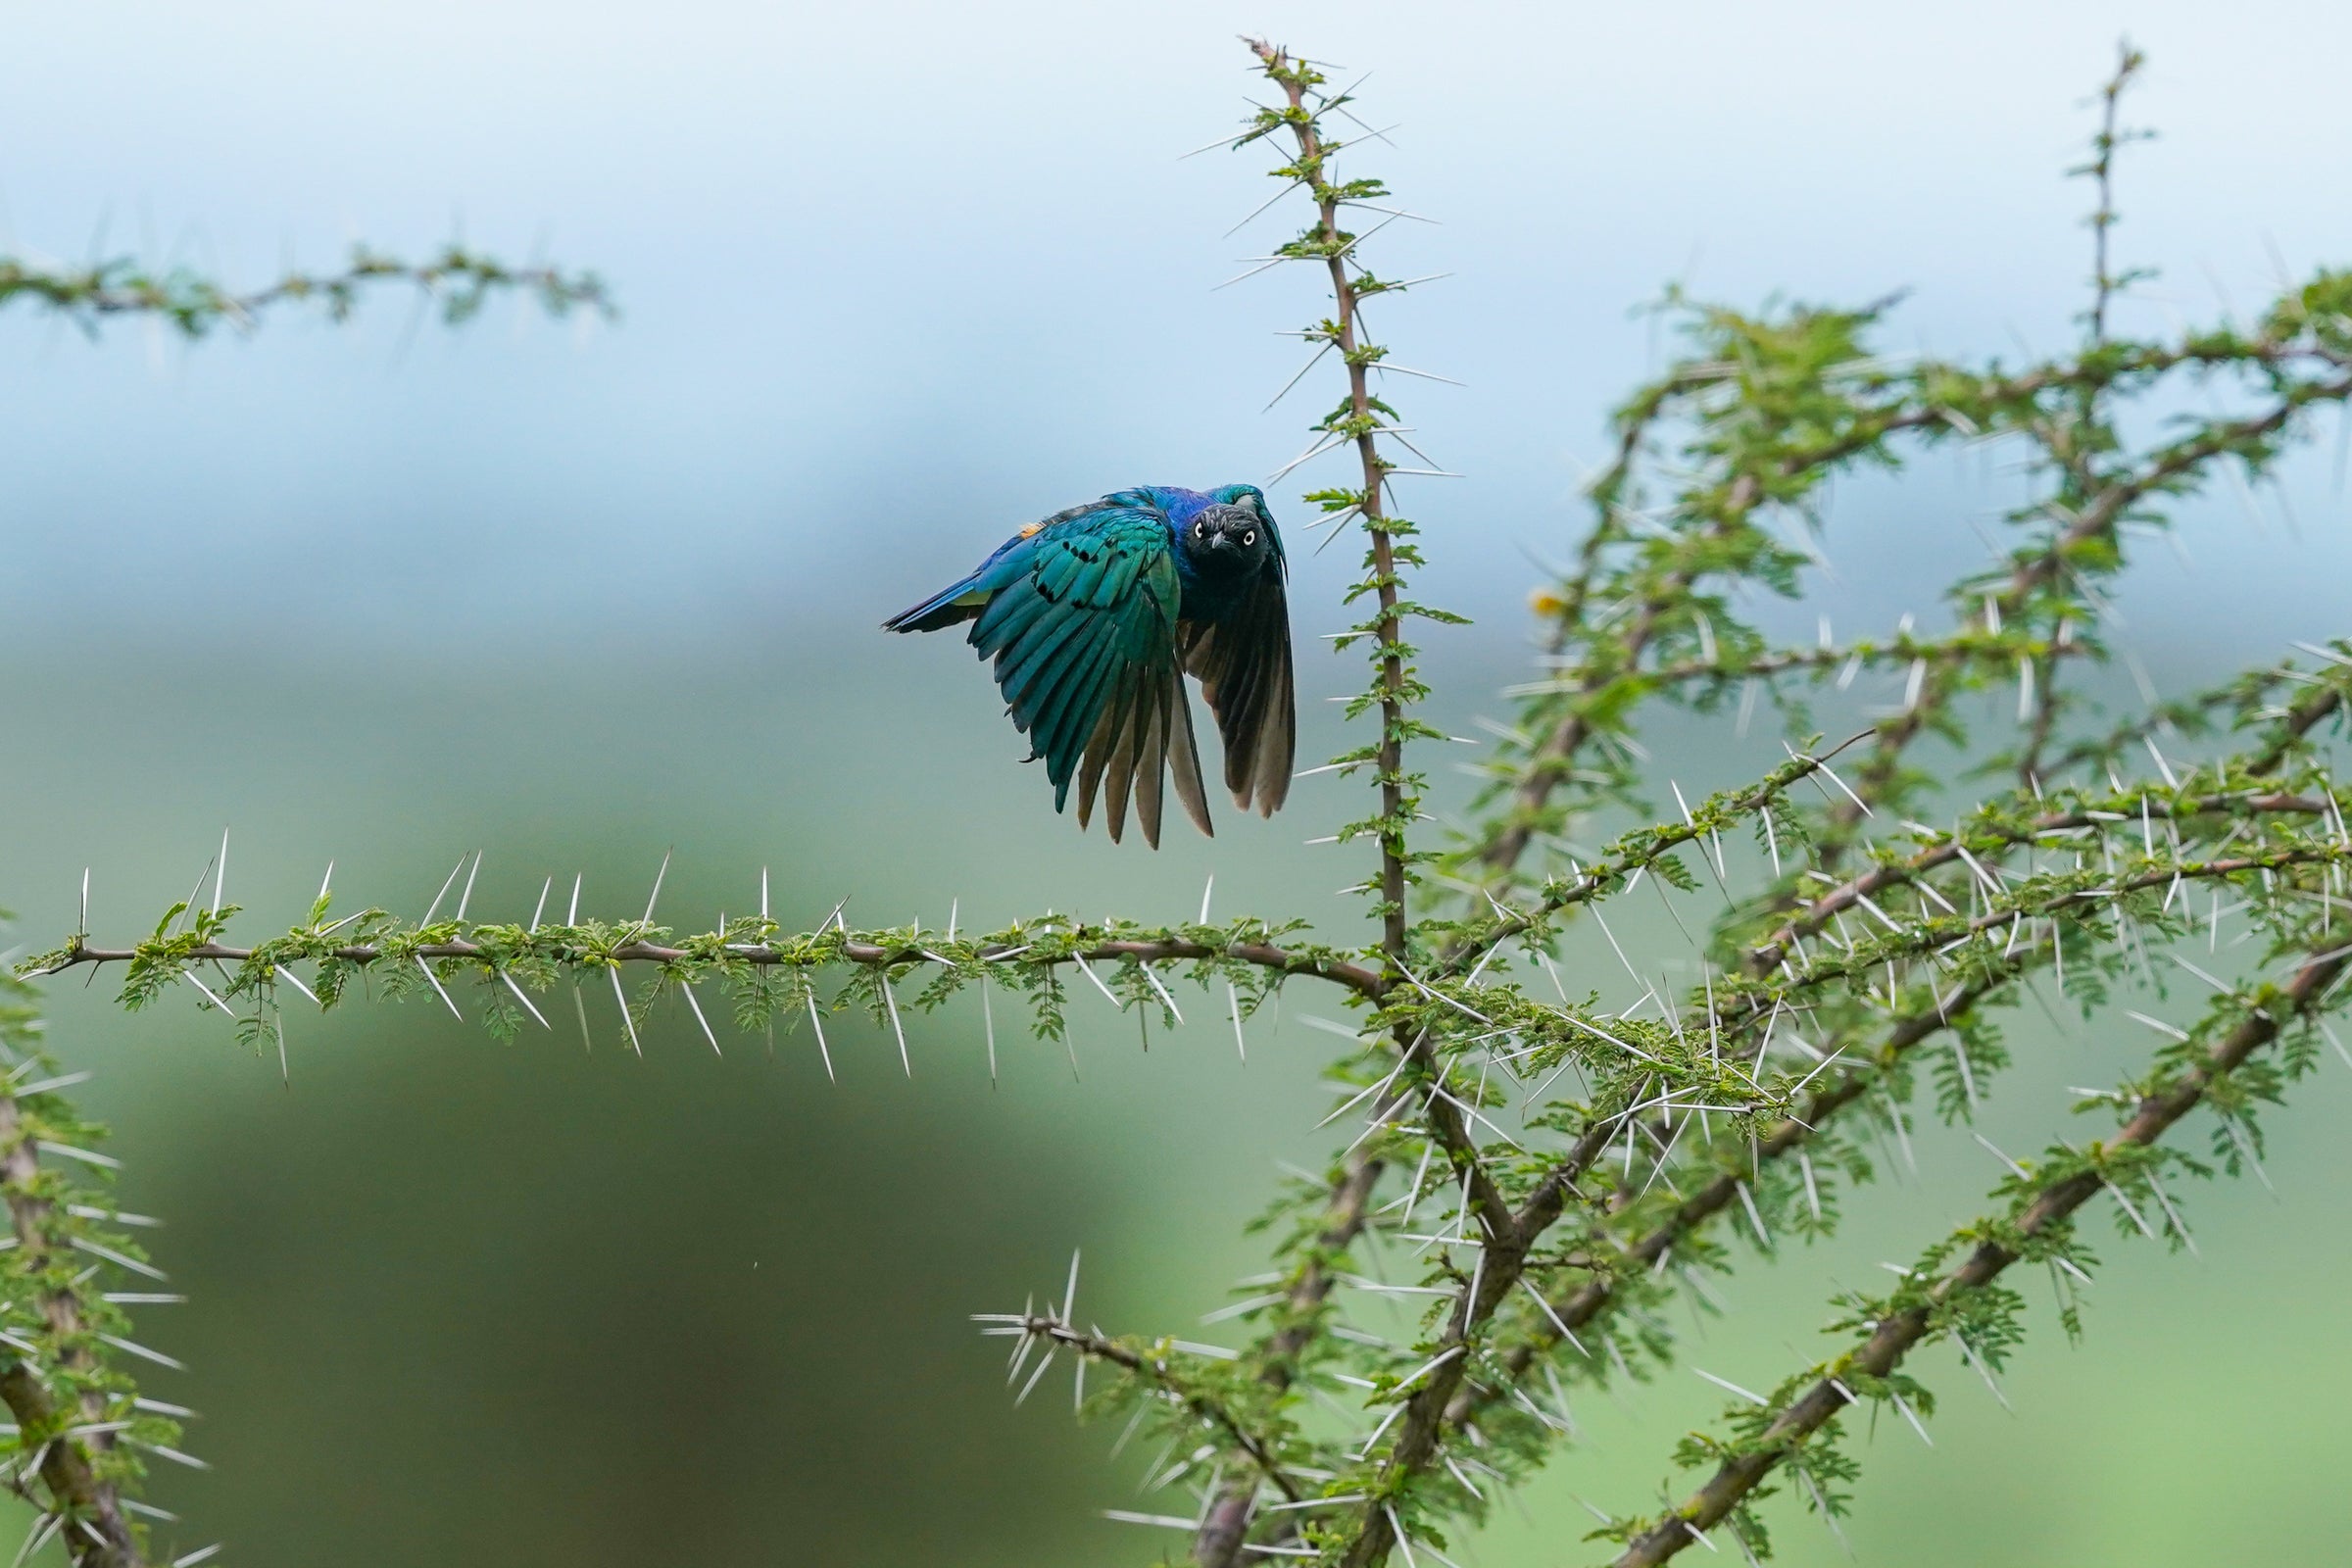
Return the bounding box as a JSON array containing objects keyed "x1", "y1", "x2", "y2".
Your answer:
[{"x1": 884, "y1": 483, "x2": 1296, "y2": 847}]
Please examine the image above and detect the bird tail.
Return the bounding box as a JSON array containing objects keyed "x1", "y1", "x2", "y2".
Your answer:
[{"x1": 882, "y1": 575, "x2": 989, "y2": 633}]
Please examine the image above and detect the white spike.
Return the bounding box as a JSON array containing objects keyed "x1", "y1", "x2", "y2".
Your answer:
[
  {"x1": 457, "y1": 850, "x2": 483, "y2": 922},
  {"x1": 610, "y1": 966, "x2": 643, "y2": 1055},
  {"x1": 500, "y1": 970, "x2": 552, "y2": 1031},
  {"x1": 416, "y1": 956, "x2": 463, "y2": 1020},
  {"x1": 1518, "y1": 1276, "x2": 1588, "y2": 1355},
  {"x1": 982, "y1": 974, "x2": 998, "y2": 1087},
  {"x1": 806, "y1": 992, "x2": 834, "y2": 1081},
  {"x1": 643, "y1": 848, "x2": 672, "y2": 924},
  {"x1": 681, "y1": 982, "x2": 721, "y2": 1055},
  {"x1": 1140, "y1": 963, "x2": 1185, "y2": 1024},
  {"x1": 1693, "y1": 1367, "x2": 1769, "y2": 1406},
  {"x1": 423, "y1": 855, "x2": 467, "y2": 923},
  {"x1": 883, "y1": 979, "x2": 910, "y2": 1076},
  {"x1": 273, "y1": 964, "x2": 320, "y2": 1009}
]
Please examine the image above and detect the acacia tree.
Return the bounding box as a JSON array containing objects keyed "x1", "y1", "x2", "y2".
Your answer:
[{"x1": 12, "y1": 36, "x2": 2352, "y2": 1568}]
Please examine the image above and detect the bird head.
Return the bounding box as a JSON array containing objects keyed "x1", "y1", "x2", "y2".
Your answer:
[{"x1": 1181, "y1": 485, "x2": 1278, "y2": 573}]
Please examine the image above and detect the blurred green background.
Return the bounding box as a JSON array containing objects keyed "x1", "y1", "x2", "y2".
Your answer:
[{"x1": 7, "y1": 1, "x2": 2352, "y2": 1563}]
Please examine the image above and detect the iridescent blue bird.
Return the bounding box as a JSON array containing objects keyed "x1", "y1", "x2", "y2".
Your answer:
[{"x1": 884, "y1": 484, "x2": 1295, "y2": 847}]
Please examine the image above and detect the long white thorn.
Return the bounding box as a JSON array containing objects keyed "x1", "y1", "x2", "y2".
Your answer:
[
  {"x1": 982, "y1": 973, "x2": 998, "y2": 1087},
  {"x1": 807, "y1": 992, "x2": 835, "y2": 1081},
  {"x1": 1141, "y1": 963, "x2": 1185, "y2": 1024},
  {"x1": 456, "y1": 849, "x2": 483, "y2": 922},
  {"x1": 610, "y1": 966, "x2": 643, "y2": 1055},
  {"x1": 643, "y1": 847, "x2": 672, "y2": 924},
  {"x1": 416, "y1": 956, "x2": 463, "y2": 1020},
  {"x1": 500, "y1": 970, "x2": 552, "y2": 1030},
  {"x1": 1519, "y1": 1276, "x2": 1588, "y2": 1355},
  {"x1": 883, "y1": 979, "x2": 911, "y2": 1076},
  {"x1": 682, "y1": 981, "x2": 721, "y2": 1055},
  {"x1": 1075, "y1": 956, "x2": 1124, "y2": 1010},
  {"x1": 423, "y1": 855, "x2": 467, "y2": 923}
]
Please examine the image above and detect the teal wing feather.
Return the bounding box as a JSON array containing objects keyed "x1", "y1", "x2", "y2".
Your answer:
[{"x1": 969, "y1": 509, "x2": 1211, "y2": 846}]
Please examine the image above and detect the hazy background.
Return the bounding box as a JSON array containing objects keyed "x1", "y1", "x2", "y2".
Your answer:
[{"x1": 5, "y1": 1, "x2": 2352, "y2": 1562}]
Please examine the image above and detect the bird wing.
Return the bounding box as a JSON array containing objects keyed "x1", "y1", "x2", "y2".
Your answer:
[
  {"x1": 1180, "y1": 564, "x2": 1295, "y2": 816},
  {"x1": 967, "y1": 508, "x2": 1212, "y2": 847}
]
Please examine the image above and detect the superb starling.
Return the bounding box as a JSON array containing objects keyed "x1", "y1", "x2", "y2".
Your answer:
[{"x1": 885, "y1": 484, "x2": 1295, "y2": 847}]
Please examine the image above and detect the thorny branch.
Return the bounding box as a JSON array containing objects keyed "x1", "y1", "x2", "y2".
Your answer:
[
  {"x1": 0, "y1": 243, "x2": 612, "y2": 337},
  {"x1": 1606, "y1": 938, "x2": 2349, "y2": 1566},
  {"x1": 0, "y1": 974, "x2": 185, "y2": 1568},
  {"x1": 19, "y1": 35, "x2": 2352, "y2": 1568}
]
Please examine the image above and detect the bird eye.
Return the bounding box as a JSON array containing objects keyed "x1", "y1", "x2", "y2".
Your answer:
[
  {"x1": 1242, "y1": 529, "x2": 1256, "y2": 547},
  {"x1": 1194, "y1": 519, "x2": 1206, "y2": 538}
]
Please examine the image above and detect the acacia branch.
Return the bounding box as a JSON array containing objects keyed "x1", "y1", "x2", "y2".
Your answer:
[
  {"x1": 1193, "y1": 1150, "x2": 1383, "y2": 1565},
  {"x1": 1821, "y1": 362, "x2": 2352, "y2": 845},
  {"x1": 1425, "y1": 731, "x2": 2345, "y2": 1457},
  {"x1": 1476, "y1": 313, "x2": 2352, "y2": 892},
  {"x1": 1442, "y1": 985, "x2": 1995, "y2": 1445},
  {"x1": 1248, "y1": 36, "x2": 1418, "y2": 961},
  {"x1": 983, "y1": 1312, "x2": 1302, "y2": 1504},
  {"x1": 1505, "y1": 627, "x2": 2078, "y2": 700},
  {"x1": 2245, "y1": 669, "x2": 2350, "y2": 776},
  {"x1": 1439, "y1": 747, "x2": 1844, "y2": 982},
  {"x1": 36, "y1": 930, "x2": 1386, "y2": 1001},
  {"x1": 1728, "y1": 841, "x2": 2348, "y2": 1011},
  {"x1": 0, "y1": 1094, "x2": 145, "y2": 1568},
  {"x1": 1197, "y1": 43, "x2": 1461, "y2": 1561},
  {"x1": 23, "y1": 896, "x2": 1393, "y2": 1030},
  {"x1": 1606, "y1": 940, "x2": 2349, "y2": 1566},
  {"x1": 0, "y1": 244, "x2": 612, "y2": 337},
  {"x1": 1325, "y1": 815, "x2": 2348, "y2": 1564},
  {"x1": 1751, "y1": 748, "x2": 2331, "y2": 977}
]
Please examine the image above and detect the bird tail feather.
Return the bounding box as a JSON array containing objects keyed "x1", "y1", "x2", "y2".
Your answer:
[{"x1": 881, "y1": 577, "x2": 989, "y2": 633}]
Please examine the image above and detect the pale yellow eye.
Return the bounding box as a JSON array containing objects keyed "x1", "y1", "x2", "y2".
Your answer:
[{"x1": 1242, "y1": 529, "x2": 1256, "y2": 547}]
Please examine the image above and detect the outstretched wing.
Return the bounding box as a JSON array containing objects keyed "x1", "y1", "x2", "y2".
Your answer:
[
  {"x1": 1181, "y1": 565, "x2": 1295, "y2": 816},
  {"x1": 965, "y1": 509, "x2": 1212, "y2": 846}
]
